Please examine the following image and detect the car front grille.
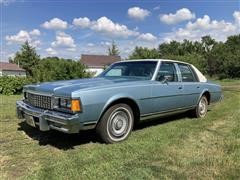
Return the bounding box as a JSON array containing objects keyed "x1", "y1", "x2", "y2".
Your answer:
[{"x1": 25, "y1": 92, "x2": 52, "y2": 110}]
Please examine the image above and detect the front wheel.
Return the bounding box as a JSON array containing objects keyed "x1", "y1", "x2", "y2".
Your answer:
[
  {"x1": 96, "y1": 104, "x2": 134, "y2": 144},
  {"x1": 193, "y1": 95, "x2": 208, "y2": 118}
]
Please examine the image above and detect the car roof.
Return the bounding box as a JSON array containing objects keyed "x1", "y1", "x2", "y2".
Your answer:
[
  {"x1": 118, "y1": 59, "x2": 192, "y2": 65},
  {"x1": 108, "y1": 59, "x2": 207, "y2": 82}
]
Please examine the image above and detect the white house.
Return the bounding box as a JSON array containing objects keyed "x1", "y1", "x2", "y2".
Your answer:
[
  {"x1": 0, "y1": 62, "x2": 26, "y2": 76},
  {"x1": 80, "y1": 54, "x2": 121, "y2": 76}
]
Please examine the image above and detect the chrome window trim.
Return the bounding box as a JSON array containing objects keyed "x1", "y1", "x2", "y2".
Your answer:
[{"x1": 151, "y1": 60, "x2": 161, "y2": 81}]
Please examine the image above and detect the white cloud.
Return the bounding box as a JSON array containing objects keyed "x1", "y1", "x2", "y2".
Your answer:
[
  {"x1": 138, "y1": 33, "x2": 157, "y2": 41},
  {"x1": 233, "y1": 11, "x2": 240, "y2": 25},
  {"x1": 29, "y1": 29, "x2": 41, "y2": 36},
  {"x1": 51, "y1": 32, "x2": 76, "y2": 51},
  {"x1": 73, "y1": 17, "x2": 91, "y2": 28},
  {"x1": 31, "y1": 40, "x2": 41, "y2": 48},
  {"x1": 91, "y1": 16, "x2": 140, "y2": 38},
  {"x1": 46, "y1": 48, "x2": 57, "y2": 55},
  {"x1": 186, "y1": 15, "x2": 236, "y2": 32},
  {"x1": 153, "y1": 6, "x2": 160, "y2": 10},
  {"x1": 127, "y1": 7, "x2": 150, "y2": 20},
  {"x1": 87, "y1": 43, "x2": 95, "y2": 47},
  {"x1": 160, "y1": 8, "x2": 195, "y2": 24},
  {"x1": 73, "y1": 16, "x2": 139, "y2": 38},
  {"x1": 5, "y1": 29, "x2": 41, "y2": 47},
  {"x1": 100, "y1": 41, "x2": 111, "y2": 46},
  {"x1": 6, "y1": 30, "x2": 31, "y2": 44},
  {"x1": 163, "y1": 12, "x2": 240, "y2": 42},
  {"x1": 72, "y1": 16, "x2": 157, "y2": 40},
  {"x1": 42, "y1": 18, "x2": 68, "y2": 30}
]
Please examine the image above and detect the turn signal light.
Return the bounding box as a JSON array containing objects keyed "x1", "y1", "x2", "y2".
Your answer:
[{"x1": 71, "y1": 99, "x2": 81, "y2": 112}]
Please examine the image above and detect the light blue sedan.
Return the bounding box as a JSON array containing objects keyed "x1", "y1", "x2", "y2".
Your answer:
[{"x1": 16, "y1": 59, "x2": 223, "y2": 143}]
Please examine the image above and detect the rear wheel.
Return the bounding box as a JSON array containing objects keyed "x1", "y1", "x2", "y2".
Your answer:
[
  {"x1": 193, "y1": 95, "x2": 208, "y2": 118},
  {"x1": 96, "y1": 103, "x2": 134, "y2": 144}
]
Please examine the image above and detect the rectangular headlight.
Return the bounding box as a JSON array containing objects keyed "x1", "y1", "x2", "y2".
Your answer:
[
  {"x1": 56, "y1": 98, "x2": 81, "y2": 113},
  {"x1": 60, "y1": 98, "x2": 71, "y2": 109}
]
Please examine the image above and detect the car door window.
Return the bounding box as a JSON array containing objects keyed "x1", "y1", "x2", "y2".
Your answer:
[
  {"x1": 105, "y1": 68, "x2": 122, "y2": 76},
  {"x1": 178, "y1": 64, "x2": 196, "y2": 82},
  {"x1": 157, "y1": 62, "x2": 178, "y2": 82}
]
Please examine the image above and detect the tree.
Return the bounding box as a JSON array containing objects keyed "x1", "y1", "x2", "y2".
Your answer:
[
  {"x1": 108, "y1": 41, "x2": 120, "y2": 56},
  {"x1": 216, "y1": 34, "x2": 240, "y2": 78},
  {"x1": 129, "y1": 46, "x2": 160, "y2": 59},
  {"x1": 200, "y1": 36, "x2": 218, "y2": 77},
  {"x1": 13, "y1": 41, "x2": 40, "y2": 77}
]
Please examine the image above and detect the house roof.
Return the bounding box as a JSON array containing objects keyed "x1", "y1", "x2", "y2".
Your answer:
[
  {"x1": 0, "y1": 62, "x2": 26, "y2": 71},
  {"x1": 80, "y1": 54, "x2": 121, "y2": 68}
]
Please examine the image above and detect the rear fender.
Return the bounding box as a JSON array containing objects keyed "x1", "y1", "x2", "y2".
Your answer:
[{"x1": 197, "y1": 89, "x2": 210, "y2": 105}]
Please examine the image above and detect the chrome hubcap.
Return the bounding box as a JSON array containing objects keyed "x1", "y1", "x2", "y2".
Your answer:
[
  {"x1": 110, "y1": 111, "x2": 128, "y2": 136},
  {"x1": 199, "y1": 98, "x2": 207, "y2": 116},
  {"x1": 107, "y1": 107, "x2": 132, "y2": 141}
]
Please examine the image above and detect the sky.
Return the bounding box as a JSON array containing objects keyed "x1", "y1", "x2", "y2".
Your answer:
[{"x1": 1, "y1": 0, "x2": 240, "y2": 61}]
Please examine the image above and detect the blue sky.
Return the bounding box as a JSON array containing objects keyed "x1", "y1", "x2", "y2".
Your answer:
[{"x1": 1, "y1": 0, "x2": 240, "y2": 61}]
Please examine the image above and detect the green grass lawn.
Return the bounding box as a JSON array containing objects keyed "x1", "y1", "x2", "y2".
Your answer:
[{"x1": 0, "y1": 81, "x2": 240, "y2": 179}]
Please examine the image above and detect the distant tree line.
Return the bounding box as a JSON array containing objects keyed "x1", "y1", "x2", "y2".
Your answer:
[
  {"x1": 129, "y1": 34, "x2": 240, "y2": 79},
  {"x1": 6, "y1": 34, "x2": 240, "y2": 82}
]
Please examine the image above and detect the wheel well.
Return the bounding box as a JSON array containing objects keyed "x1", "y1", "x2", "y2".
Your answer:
[
  {"x1": 202, "y1": 91, "x2": 211, "y2": 104},
  {"x1": 100, "y1": 98, "x2": 140, "y2": 126}
]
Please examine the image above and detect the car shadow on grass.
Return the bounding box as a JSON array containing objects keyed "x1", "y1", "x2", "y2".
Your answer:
[
  {"x1": 17, "y1": 111, "x2": 200, "y2": 150},
  {"x1": 17, "y1": 122, "x2": 100, "y2": 150}
]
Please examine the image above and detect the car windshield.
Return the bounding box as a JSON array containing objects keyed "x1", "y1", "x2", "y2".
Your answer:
[{"x1": 99, "y1": 61, "x2": 157, "y2": 80}]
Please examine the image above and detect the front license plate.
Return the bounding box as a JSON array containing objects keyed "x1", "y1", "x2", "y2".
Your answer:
[{"x1": 25, "y1": 114, "x2": 35, "y2": 127}]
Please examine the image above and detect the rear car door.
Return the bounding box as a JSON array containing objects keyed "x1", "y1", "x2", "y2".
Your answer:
[
  {"x1": 177, "y1": 63, "x2": 202, "y2": 107},
  {"x1": 151, "y1": 62, "x2": 184, "y2": 113}
]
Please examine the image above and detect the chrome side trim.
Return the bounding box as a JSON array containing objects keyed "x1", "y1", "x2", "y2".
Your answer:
[
  {"x1": 82, "y1": 121, "x2": 97, "y2": 130},
  {"x1": 140, "y1": 106, "x2": 195, "y2": 121},
  {"x1": 140, "y1": 93, "x2": 200, "y2": 100}
]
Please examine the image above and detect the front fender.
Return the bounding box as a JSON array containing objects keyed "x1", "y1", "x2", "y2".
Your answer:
[{"x1": 98, "y1": 93, "x2": 139, "y2": 122}]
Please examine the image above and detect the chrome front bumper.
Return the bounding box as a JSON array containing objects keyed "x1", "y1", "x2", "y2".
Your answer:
[{"x1": 16, "y1": 100, "x2": 81, "y2": 133}]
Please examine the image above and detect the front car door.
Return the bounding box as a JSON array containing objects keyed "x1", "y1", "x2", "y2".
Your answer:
[{"x1": 150, "y1": 62, "x2": 184, "y2": 113}]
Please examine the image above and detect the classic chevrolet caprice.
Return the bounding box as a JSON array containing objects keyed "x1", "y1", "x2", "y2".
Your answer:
[{"x1": 16, "y1": 59, "x2": 222, "y2": 143}]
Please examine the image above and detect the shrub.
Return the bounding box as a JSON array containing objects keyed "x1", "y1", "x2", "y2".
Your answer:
[
  {"x1": 0, "y1": 76, "x2": 33, "y2": 95},
  {"x1": 33, "y1": 57, "x2": 92, "y2": 82}
]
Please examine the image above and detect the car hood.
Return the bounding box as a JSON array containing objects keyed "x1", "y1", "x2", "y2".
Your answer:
[{"x1": 24, "y1": 77, "x2": 150, "y2": 97}]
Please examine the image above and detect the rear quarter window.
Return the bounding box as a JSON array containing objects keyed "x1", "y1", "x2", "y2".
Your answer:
[{"x1": 178, "y1": 64, "x2": 198, "y2": 82}]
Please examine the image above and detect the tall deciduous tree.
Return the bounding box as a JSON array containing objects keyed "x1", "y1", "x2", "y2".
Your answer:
[
  {"x1": 13, "y1": 41, "x2": 40, "y2": 77},
  {"x1": 201, "y1": 36, "x2": 217, "y2": 77},
  {"x1": 108, "y1": 41, "x2": 120, "y2": 56}
]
